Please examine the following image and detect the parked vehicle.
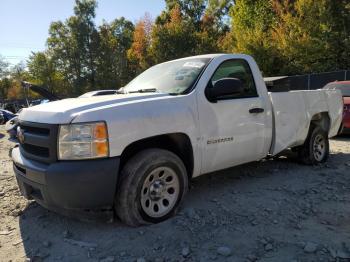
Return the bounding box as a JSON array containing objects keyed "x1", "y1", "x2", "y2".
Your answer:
[
  {"x1": 5, "y1": 112, "x2": 20, "y2": 138},
  {"x1": 0, "y1": 112, "x2": 4, "y2": 125},
  {"x1": 5, "y1": 82, "x2": 59, "y2": 138},
  {"x1": 79, "y1": 90, "x2": 118, "y2": 98},
  {"x1": 1, "y1": 102, "x2": 22, "y2": 114},
  {"x1": 11, "y1": 54, "x2": 343, "y2": 226},
  {"x1": 323, "y1": 81, "x2": 350, "y2": 134},
  {"x1": 0, "y1": 109, "x2": 16, "y2": 124},
  {"x1": 0, "y1": 109, "x2": 17, "y2": 138}
]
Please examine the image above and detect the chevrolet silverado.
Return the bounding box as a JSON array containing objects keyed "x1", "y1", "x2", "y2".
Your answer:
[{"x1": 11, "y1": 54, "x2": 343, "y2": 226}]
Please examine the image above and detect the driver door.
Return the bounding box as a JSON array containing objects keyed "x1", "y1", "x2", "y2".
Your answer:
[{"x1": 198, "y1": 58, "x2": 268, "y2": 173}]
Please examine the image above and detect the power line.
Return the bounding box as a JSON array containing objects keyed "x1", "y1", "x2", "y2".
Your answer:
[
  {"x1": 2, "y1": 56, "x2": 27, "y2": 59},
  {"x1": 3, "y1": 58, "x2": 27, "y2": 60},
  {"x1": 0, "y1": 43, "x2": 44, "y2": 49}
]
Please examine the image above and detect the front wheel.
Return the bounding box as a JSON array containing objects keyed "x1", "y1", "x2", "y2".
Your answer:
[
  {"x1": 298, "y1": 126, "x2": 329, "y2": 165},
  {"x1": 115, "y1": 149, "x2": 188, "y2": 226}
]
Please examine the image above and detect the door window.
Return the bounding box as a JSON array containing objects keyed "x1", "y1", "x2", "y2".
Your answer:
[{"x1": 209, "y1": 59, "x2": 258, "y2": 99}]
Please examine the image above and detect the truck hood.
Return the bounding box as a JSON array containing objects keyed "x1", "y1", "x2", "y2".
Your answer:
[
  {"x1": 28, "y1": 84, "x2": 60, "y2": 101},
  {"x1": 21, "y1": 81, "x2": 60, "y2": 101},
  {"x1": 19, "y1": 93, "x2": 170, "y2": 124}
]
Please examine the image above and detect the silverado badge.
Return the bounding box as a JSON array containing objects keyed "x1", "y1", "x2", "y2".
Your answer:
[{"x1": 207, "y1": 137, "x2": 234, "y2": 145}]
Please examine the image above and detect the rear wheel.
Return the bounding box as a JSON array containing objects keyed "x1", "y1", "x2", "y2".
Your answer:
[
  {"x1": 115, "y1": 149, "x2": 188, "y2": 226},
  {"x1": 298, "y1": 126, "x2": 329, "y2": 165}
]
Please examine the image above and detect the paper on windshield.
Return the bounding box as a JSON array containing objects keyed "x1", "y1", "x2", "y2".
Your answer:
[{"x1": 183, "y1": 61, "x2": 205, "y2": 68}]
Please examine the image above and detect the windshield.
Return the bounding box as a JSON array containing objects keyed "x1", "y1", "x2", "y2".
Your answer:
[
  {"x1": 124, "y1": 58, "x2": 211, "y2": 94},
  {"x1": 323, "y1": 83, "x2": 350, "y2": 97}
]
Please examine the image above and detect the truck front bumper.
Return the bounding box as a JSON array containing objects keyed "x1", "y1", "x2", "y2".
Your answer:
[{"x1": 11, "y1": 146, "x2": 120, "y2": 221}]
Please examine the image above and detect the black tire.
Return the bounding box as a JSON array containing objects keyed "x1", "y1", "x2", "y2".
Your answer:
[
  {"x1": 298, "y1": 126, "x2": 329, "y2": 165},
  {"x1": 115, "y1": 148, "x2": 188, "y2": 226}
]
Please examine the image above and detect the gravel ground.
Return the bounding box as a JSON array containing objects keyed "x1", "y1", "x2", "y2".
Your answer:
[{"x1": 1, "y1": 125, "x2": 350, "y2": 262}]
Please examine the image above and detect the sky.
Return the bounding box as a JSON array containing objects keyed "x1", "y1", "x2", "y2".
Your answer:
[{"x1": 0, "y1": 0, "x2": 165, "y2": 65}]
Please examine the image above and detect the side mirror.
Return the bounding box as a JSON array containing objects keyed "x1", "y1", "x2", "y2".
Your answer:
[{"x1": 206, "y1": 78, "x2": 244, "y2": 102}]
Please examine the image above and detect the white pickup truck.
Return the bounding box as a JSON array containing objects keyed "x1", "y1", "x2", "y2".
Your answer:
[{"x1": 11, "y1": 54, "x2": 343, "y2": 226}]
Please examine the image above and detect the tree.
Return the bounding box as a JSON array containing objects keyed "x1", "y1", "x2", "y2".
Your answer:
[
  {"x1": 5, "y1": 0, "x2": 347, "y2": 101},
  {"x1": 152, "y1": 1, "x2": 232, "y2": 61},
  {"x1": 47, "y1": 0, "x2": 99, "y2": 95},
  {"x1": 150, "y1": 5, "x2": 198, "y2": 63},
  {"x1": 195, "y1": 12, "x2": 226, "y2": 54},
  {"x1": 27, "y1": 52, "x2": 55, "y2": 91},
  {"x1": 11, "y1": 61, "x2": 28, "y2": 81},
  {"x1": 329, "y1": 0, "x2": 350, "y2": 70},
  {"x1": 0, "y1": 77, "x2": 12, "y2": 101},
  {"x1": 0, "y1": 55, "x2": 10, "y2": 100},
  {"x1": 224, "y1": 0, "x2": 350, "y2": 75},
  {"x1": 0, "y1": 55, "x2": 9, "y2": 79},
  {"x1": 6, "y1": 81, "x2": 22, "y2": 100},
  {"x1": 97, "y1": 17, "x2": 134, "y2": 88},
  {"x1": 205, "y1": 0, "x2": 233, "y2": 31},
  {"x1": 72, "y1": 0, "x2": 99, "y2": 90},
  {"x1": 272, "y1": 0, "x2": 350, "y2": 73},
  {"x1": 127, "y1": 14, "x2": 153, "y2": 73},
  {"x1": 222, "y1": 0, "x2": 284, "y2": 76},
  {"x1": 27, "y1": 52, "x2": 69, "y2": 96},
  {"x1": 164, "y1": 0, "x2": 206, "y2": 29},
  {"x1": 0, "y1": 57, "x2": 29, "y2": 100}
]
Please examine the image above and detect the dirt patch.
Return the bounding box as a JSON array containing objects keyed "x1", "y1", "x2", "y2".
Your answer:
[{"x1": 1, "y1": 125, "x2": 350, "y2": 262}]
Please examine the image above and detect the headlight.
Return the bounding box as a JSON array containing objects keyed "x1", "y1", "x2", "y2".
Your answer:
[{"x1": 58, "y1": 122, "x2": 109, "y2": 160}]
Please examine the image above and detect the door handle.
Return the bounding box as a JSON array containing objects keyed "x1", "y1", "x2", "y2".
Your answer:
[{"x1": 249, "y1": 108, "x2": 264, "y2": 114}]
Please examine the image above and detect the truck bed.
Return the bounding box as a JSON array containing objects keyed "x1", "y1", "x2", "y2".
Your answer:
[{"x1": 269, "y1": 89, "x2": 343, "y2": 155}]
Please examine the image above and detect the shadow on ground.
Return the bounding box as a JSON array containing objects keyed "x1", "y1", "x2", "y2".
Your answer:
[
  {"x1": 332, "y1": 134, "x2": 350, "y2": 142},
  {"x1": 17, "y1": 147, "x2": 350, "y2": 261}
]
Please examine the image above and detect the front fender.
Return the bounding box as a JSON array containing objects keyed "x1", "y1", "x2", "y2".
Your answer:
[{"x1": 71, "y1": 94, "x2": 199, "y2": 157}]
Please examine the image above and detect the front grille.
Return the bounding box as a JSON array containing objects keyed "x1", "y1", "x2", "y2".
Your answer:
[
  {"x1": 22, "y1": 144, "x2": 49, "y2": 158},
  {"x1": 19, "y1": 121, "x2": 58, "y2": 163},
  {"x1": 22, "y1": 125, "x2": 50, "y2": 136}
]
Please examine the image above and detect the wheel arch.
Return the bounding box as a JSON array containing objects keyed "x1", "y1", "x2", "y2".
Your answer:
[
  {"x1": 310, "y1": 112, "x2": 331, "y2": 133},
  {"x1": 119, "y1": 133, "x2": 194, "y2": 180}
]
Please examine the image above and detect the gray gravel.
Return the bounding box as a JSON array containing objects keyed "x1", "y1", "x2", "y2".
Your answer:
[{"x1": 1, "y1": 126, "x2": 350, "y2": 261}]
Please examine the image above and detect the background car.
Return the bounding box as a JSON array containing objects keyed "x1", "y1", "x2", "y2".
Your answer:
[
  {"x1": 0, "y1": 112, "x2": 4, "y2": 125},
  {"x1": 5, "y1": 114, "x2": 19, "y2": 139},
  {"x1": 4, "y1": 82, "x2": 60, "y2": 139},
  {"x1": 0, "y1": 109, "x2": 17, "y2": 138},
  {"x1": 323, "y1": 81, "x2": 350, "y2": 134},
  {"x1": 0, "y1": 109, "x2": 16, "y2": 123}
]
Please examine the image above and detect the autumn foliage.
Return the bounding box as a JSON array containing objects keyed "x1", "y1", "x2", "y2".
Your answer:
[{"x1": 0, "y1": 0, "x2": 349, "y2": 99}]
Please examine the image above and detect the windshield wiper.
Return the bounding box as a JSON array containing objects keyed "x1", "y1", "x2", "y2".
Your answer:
[
  {"x1": 129, "y1": 88, "x2": 158, "y2": 93},
  {"x1": 117, "y1": 88, "x2": 159, "y2": 94}
]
